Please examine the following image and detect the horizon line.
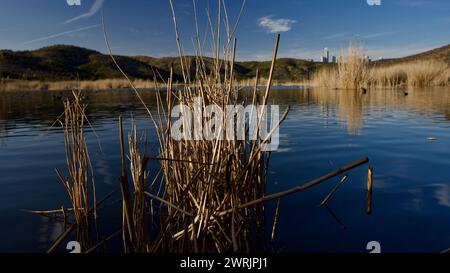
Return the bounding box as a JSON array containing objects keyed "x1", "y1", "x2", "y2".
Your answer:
[{"x1": 1, "y1": 42, "x2": 448, "y2": 63}]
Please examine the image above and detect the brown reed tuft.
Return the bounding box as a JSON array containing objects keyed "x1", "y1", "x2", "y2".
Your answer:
[
  {"x1": 101, "y1": 0, "x2": 289, "y2": 253},
  {"x1": 34, "y1": 0, "x2": 371, "y2": 253},
  {"x1": 55, "y1": 90, "x2": 97, "y2": 251}
]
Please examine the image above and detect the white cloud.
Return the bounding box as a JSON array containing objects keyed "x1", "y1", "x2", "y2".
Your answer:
[
  {"x1": 258, "y1": 16, "x2": 296, "y2": 33},
  {"x1": 64, "y1": 0, "x2": 105, "y2": 24}
]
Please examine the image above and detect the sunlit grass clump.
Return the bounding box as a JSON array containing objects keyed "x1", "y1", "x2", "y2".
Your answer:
[{"x1": 313, "y1": 45, "x2": 450, "y2": 89}]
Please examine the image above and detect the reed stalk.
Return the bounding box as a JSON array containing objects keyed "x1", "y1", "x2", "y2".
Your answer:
[
  {"x1": 99, "y1": 0, "x2": 372, "y2": 253},
  {"x1": 367, "y1": 166, "x2": 374, "y2": 215},
  {"x1": 107, "y1": 0, "x2": 289, "y2": 253},
  {"x1": 28, "y1": 0, "x2": 374, "y2": 253},
  {"x1": 55, "y1": 90, "x2": 96, "y2": 251}
]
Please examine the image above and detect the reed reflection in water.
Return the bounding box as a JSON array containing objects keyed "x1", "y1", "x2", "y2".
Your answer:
[{"x1": 0, "y1": 87, "x2": 450, "y2": 252}]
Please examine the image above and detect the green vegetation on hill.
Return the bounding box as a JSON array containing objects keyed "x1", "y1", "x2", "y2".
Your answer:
[
  {"x1": 1, "y1": 44, "x2": 449, "y2": 83},
  {"x1": 0, "y1": 45, "x2": 320, "y2": 83},
  {"x1": 0, "y1": 45, "x2": 166, "y2": 81}
]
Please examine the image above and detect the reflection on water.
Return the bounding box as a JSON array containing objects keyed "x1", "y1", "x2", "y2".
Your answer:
[
  {"x1": 264, "y1": 87, "x2": 450, "y2": 135},
  {"x1": 2, "y1": 88, "x2": 450, "y2": 138},
  {"x1": 0, "y1": 87, "x2": 450, "y2": 252},
  {"x1": 0, "y1": 90, "x2": 162, "y2": 141},
  {"x1": 433, "y1": 184, "x2": 450, "y2": 208}
]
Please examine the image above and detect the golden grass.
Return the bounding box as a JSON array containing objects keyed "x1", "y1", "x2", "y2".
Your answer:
[
  {"x1": 0, "y1": 78, "x2": 158, "y2": 92},
  {"x1": 369, "y1": 60, "x2": 450, "y2": 88},
  {"x1": 313, "y1": 45, "x2": 450, "y2": 89},
  {"x1": 338, "y1": 46, "x2": 370, "y2": 90},
  {"x1": 237, "y1": 77, "x2": 306, "y2": 87},
  {"x1": 313, "y1": 45, "x2": 369, "y2": 90},
  {"x1": 312, "y1": 67, "x2": 339, "y2": 89}
]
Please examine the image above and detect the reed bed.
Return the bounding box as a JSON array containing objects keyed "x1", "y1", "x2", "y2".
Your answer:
[
  {"x1": 312, "y1": 45, "x2": 369, "y2": 90},
  {"x1": 311, "y1": 67, "x2": 339, "y2": 89},
  {"x1": 111, "y1": 0, "x2": 370, "y2": 253},
  {"x1": 0, "y1": 78, "x2": 158, "y2": 92},
  {"x1": 28, "y1": 0, "x2": 372, "y2": 254},
  {"x1": 313, "y1": 45, "x2": 450, "y2": 89},
  {"x1": 237, "y1": 77, "x2": 305, "y2": 88},
  {"x1": 112, "y1": 0, "x2": 289, "y2": 252},
  {"x1": 369, "y1": 60, "x2": 450, "y2": 88},
  {"x1": 337, "y1": 46, "x2": 370, "y2": 90}
]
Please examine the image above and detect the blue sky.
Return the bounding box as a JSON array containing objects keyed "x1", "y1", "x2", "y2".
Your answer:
[{"x1": 0, "y1": 0, "x2": 449, "y2": 61}]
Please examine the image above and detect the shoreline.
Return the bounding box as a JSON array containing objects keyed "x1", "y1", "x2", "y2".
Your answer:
[
  {"x1": 2, "y1": 78, "x2": 449, "y2": 93},
  {"x1": 0, "y1": 79, "x2": 307, "y2": 92}
]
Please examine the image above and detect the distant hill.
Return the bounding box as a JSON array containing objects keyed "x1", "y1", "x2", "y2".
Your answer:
[
  {"x1": 0, "y1": 45, "x2": 169, "y2": 81},
  {"x1": 1, "y1": 44, "x2": 449, "y2": 82},
  {"x1": 134, "y1": 55, "x2": 319, "y2": 82},
  {"x1": 375, "y1": 44, "x2": 450, "y2": 66},
  {"x1": 0, "y1": 45, "x2": 320, "y2": 83}
]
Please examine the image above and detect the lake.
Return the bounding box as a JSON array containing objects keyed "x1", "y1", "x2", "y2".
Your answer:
[{"x1": 1, "y1": 87, "x2": 449, "y2": 253}]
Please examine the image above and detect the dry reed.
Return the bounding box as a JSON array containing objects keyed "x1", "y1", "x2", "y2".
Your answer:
[
  {"x1": 103, "y1": 0, "x2": 370, "y2": 253},
  {"x1": 337, "y1": 45, "x2": 370, "y2": 90},
  {"x1": 118, "y1": 118, "x2": 151, "y2": 253},
  {"x1": 54, "y1": 90, "x2": 97, "y2": 251},
  {"x1": 30, "y1": 0, "x2": 372, "y2": 253},
  {"x1": 366, "y1": 166, "x2": 373, "y2": 215},
  {"x1": 99, "y1": 0, "x2": 290, "y2": 253},
  {"x1": 312, "y1": 67, "x2": 339, "y2": 89},
  {"x1": 0, "y1": 78, "x2": 159, "y2": 92},
  {"x1": 142, "y1": 1, "x2": 286, "y2": 252},
  {"x1": 369, "y1": 60, "x2": 450, "y2": 88},
  {"x1": 312, "y1": 45, "x2": 369, "y2": 90},
  {"x1": 313, "y1": 45, "x2": 450, "y2": 89}
]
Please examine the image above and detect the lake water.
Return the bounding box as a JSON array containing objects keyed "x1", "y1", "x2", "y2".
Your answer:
[{"x1": 1, "y1": 87, "x2": 450, "y2": 253}]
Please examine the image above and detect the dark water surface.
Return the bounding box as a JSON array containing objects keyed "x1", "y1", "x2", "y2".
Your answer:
[{"x1": 1, "y1": 88, "x2": 450, "y2": 253}]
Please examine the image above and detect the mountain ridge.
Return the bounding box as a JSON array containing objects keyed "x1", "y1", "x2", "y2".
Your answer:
[{"x1": 1, "y1": 44, "x2": 449, "y2": 82}]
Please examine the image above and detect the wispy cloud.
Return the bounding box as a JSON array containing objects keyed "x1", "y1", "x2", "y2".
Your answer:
[
  {"x1": 258, "y1": 16, "x2": 296, "y2": 33},
  {"x1": 362, "y1": 31, "x2": 397, "y2": 39},
  {"x1": 322, "y1": 32, "x2": 348, "y2": 40},
  {"x1": 23, "y1": 24, "x2": 100, "y2": 45},
  {"x1": 64, "y1": 0, "x2": 105, "y2": 24}
]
